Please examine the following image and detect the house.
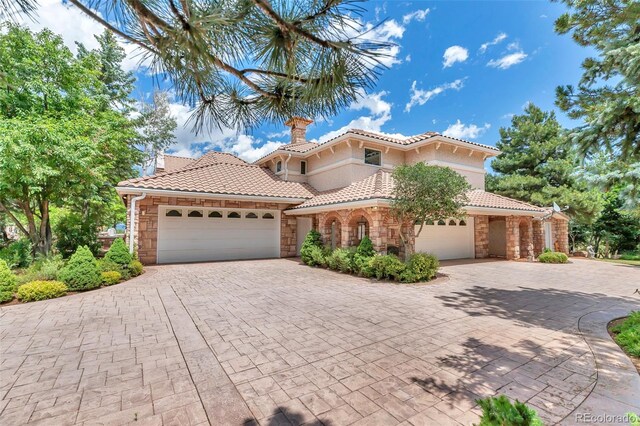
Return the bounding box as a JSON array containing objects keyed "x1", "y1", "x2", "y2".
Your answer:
[{"x1": 116, "y1": 118, "x2": 569, "y2": 265}]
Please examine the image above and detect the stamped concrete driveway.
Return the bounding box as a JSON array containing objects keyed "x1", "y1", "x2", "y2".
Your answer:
[{"x1": 1, "y1": 259, "x2": 639, "y2": 426}]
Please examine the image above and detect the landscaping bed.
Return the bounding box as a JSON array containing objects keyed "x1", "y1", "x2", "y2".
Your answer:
[
  {"x1": 608, "y1": 312, "x2": 640, "y2": 374},
  {"x1": 299, "y1": 231, "x2": 440, "y2": 284},
  {"x1": 0, "y1": 238, "x2": 144, "y2": 305}
]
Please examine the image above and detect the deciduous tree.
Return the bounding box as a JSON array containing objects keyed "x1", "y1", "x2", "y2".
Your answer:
[{"x1": 391, "y1": 164, "x2": 470, "y2": 259}]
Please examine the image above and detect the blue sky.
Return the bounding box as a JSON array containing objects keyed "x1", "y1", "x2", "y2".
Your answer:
[{"x1": 21, "y1": 1, "x2": 591, "y2": 163}]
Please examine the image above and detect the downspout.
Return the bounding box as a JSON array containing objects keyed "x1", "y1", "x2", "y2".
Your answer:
[
  {"x1": 128, "y1": 192, "x2": 147, "y2": 254},
  {"x1": 284, "y1": 153, "x2": 292, "y2": 181}
]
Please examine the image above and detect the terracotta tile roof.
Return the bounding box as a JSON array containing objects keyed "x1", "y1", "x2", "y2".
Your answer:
[
  {"x1": 292, "y1": 170, "x2": 394, "y2": 209},
  {"x1": 189, "y1": 151, "x2": 247, "y2": 167},
  {"x1": 279, "y1": 142, "x2": 318, "y2": 153},
  {"x1": 293, "y1": 172, "x2": 545, "y2": 212},
  {"x1": 162, "y1": 154, "x2": 195, "y2": 172},
  {"x1": 118, "y1": 163, "x2": 317, "y2": 199},
  {"x1": 464, "y1": 190, "x2": 546, "y2": 212},
  {"x1": 321, "y1": 129, "x2": 499, "y2": 151}
]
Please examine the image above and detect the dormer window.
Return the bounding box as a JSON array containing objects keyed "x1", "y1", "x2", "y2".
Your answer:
[
  {"x1": 364, "y1": 148, "x2": 381, "y2": 166},
  {"x1": 300, "y1": 161, "x2": 307, "y2": 175},
  {"x1": 276, "y1": 160, "x2": 282, "y2": 173}
]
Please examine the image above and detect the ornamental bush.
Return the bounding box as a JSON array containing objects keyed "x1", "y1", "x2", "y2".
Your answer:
[
  {"x1": 101, "y1": 271, "x2": 122, "y2": 286},
  {"x1": 367, "y1": 254, "x2": 406, "y2": 281},
  {"x1": 0, "y1": 239, "x2": 33, "y2": 269},
  {"x1": 326, "y1": 248, "x2": 354, "y2": 273},
  {"x1": 97, "y1": 258, "x2": 121, "y2": 273},
  {"x1": 129, "y1": 260, "x2": 144, "y2": 277},
  {"x1": 538, "y1": 251, "x2": 569, "y2": 264},
  {"x1": 475, "y1": 395, "x2": 543, "y2": 426},
  {"x1": 17, "y1": 281, "x2": 68, "y2": 302},
  {"x1": 28, "y1": 255, "x2": 65, "y2": 281},
  {"x1": 353, "y1": 236, "x2": 375, "y2": 274},
  {"x1": 104, "y1": 238, "x2": 132, "y2": 266},
  {"x1": 58, "y1": 246, "x2": 101, "y2": 291},
  {"x1": 401, "y1": 253, "x2": 439, "y2": 283},
  {"x1": 0, "y1": 259, "x2": 17, "y2": 302},
  {"x1": 300, "y1": 230, "x2": 324, "y2": 266}
]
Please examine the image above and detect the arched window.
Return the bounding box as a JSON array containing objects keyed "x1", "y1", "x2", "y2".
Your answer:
[
  {"x1": 166, "y1": 209, "x2": 182, "y2": 217},
  {"x1": 246, "y1": 212, "x2": 258, "y2": 219},
  {"x1": 262, "y1": 213, "x2": 275, "y2": 219},
  {"x1": 437, "y1": 219, "x2": 446, "y2": 226},
  {"x1": 459, "y1": 219, "x2": 467, "y2": 226},
  {"x1": 188, "y1": 210, "x2": 203, "y2": 218},
  {"x1": 228, "y1": 211, "x2": 241, "y2": 218},
  {"x1": 208, "y1": 211, "x2": 222, "y2": 218},
  {"x1": 449, "y1": 219, "x2": 457, "y2": 226}
]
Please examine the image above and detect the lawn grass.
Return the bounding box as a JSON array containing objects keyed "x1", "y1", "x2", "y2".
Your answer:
[
  {"x1": 596, "y1": 258, "x2": 640, "y2": 266},
  {"x1": 610, "y1": 312, "x2": 640, "y2": 358}
]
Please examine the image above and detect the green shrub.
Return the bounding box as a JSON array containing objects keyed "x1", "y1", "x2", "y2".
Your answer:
[
  {"x1": 367, "y1": 254, "x2": 406, "y2": 280},
  {"x1": 101, "y1": 271, "x2": 122, "y2": 285},
  {"x1": 0, "y1": 259, "x2": 17, "y2": 290},
  {"x1": 610, "y1": 311, "x2": 640, "y2": 357},
  {"x1": 27, "y1": 254, "x2": 65, "y2": 281},
  {"x1": 300, "y1": 230, "x2": 324, "y2": 266},
  {"x1": 58, "y1": 246, "x2": 101, "y2": 291},
  {"x1": 0, "y1": 239, "x2": 33, "y2": 268},
  {"x1": 475, "y1": 395, "x2": 543, "y2": 426},
  {"x1": 326, "y1": 248, "x2": 354, "y2": 273},
  {"x1": 129, "y1": 260, "x2": 144, "y2": 277},
  {"x1": 401, "y1": 253, "x2": 439, "y2": 283},
  {"x1": 97, "y1": 258, "x2": 121, "y2": 273},
  {"x1": 104, "y1": 238, "x2": 132, "y2": 266},
  {"x1": 353, "y1": 236, "x2": 375, "y2": 274},
  {"x1": 0, "y1": 259, "x2": 17, "y2": 302},
  {"x1": 54, "y1": 212, "x2": 101, "y2": 258},
  {"x1": 304, "y1": 246, "x2": 327, "y2": 268},
  {"x1": 17, "y1": 280, "x2": 68, "y2": 302},
  {"x1": 620, "y1": 252, "x2": 640, "y2": 261},
  {"x1": 0, "y1": 291, "x2": 13, "y2": 303},
  {"x1": 538, "y1": 251, "x2": 569, "y2": 263}
]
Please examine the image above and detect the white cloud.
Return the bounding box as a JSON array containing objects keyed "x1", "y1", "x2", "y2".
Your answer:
[
  {"x1": 314, "y1": 91, "x2": 406, "y2": 143},
  {"x1": 442, "y1": 120, "x2": 490, "y2": 140},
  {"x1": 405, "y1": 54, "x2": 412, "y2": 62},
  {"x1": 442, "y1": 45, "x2": 468, "y2": 68},
  {"x1": 487, "y1": 51, "x2": 528, "y2": 69},
  {"x1": 405, "y1": 79, "x2": 465, "y2": 112},
  {"x1": 402, "y1": 9, "x2": 430, "y2": 24},
  {"x1": 17, "y1": 0, "x2": 144, "y2": 72},
  {"x1": 479, "y1": 32, "x2": 507, "y2": 53}
]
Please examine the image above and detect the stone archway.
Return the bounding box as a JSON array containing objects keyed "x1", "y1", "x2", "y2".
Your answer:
[
  {"x1": 321, "y1": 213, "x2": 343, "y2": 249},
  {"x1": 345, "y1": 209, "x2": 374, "y2": 247}
]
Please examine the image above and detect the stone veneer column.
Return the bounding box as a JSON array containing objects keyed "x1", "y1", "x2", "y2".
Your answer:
[
  {"x1": 553, "y1": 218, "x2": 569, "y2": 254},
  {"x1": 368, "y1": 209, "x2": 386, "y2": 253},
  {"x1": 532, "y1": 220, "x2": 544, "y2": 256},
  {"x1": 473, "y1": 215, "x2": 489, "y2": 258},
  {"x1": 505, "y1": 216, "x2": 521, "y2": 260},
  {"x1": 280, "y1": 212, "x2": 297, "y2": 257}
]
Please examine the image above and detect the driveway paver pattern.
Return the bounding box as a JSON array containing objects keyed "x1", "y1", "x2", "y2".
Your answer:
[{"x1": 1, "y1": 258, "x2": 638, "y2": 425}]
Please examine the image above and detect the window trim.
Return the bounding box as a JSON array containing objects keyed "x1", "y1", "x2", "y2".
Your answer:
[
  {"x1": 276, "y1": 160, "x2": 282, "y2": 173},
  {"x1": 187, "y1": 210, "x2": 203, "y2": 218},
  {"x1": 165, "y1": 209, "x2": 182, "y2": 217},
  {"x1": 364, "y1": 148, "x2": 382, "y2": 166},
  {"x1": 300, "y1": 160, "x2": 307, "y2": 175}
]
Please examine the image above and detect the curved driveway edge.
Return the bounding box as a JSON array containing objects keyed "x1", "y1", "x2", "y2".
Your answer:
[{"x1": 560, "y1": 308, "x2": 640, "y2": 425}]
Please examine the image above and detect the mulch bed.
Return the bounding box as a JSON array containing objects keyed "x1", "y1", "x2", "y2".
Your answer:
[{"x1": 608, "y1": 317, "x2": 640, "y2": 375}]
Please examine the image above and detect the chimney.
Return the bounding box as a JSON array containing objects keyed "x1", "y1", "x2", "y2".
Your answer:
[{"x1": 285, "y1": 117, "x2": 313, "y2": 145}]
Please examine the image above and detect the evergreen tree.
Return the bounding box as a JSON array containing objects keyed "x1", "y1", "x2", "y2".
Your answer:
[{"x1": 488, "y1": 103, "x2": 602, "y2": 222}]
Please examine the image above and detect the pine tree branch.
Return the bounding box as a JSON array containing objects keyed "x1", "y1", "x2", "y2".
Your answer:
[{"x1": 67, "y1": 0, "x2": 159, "y2": 54}]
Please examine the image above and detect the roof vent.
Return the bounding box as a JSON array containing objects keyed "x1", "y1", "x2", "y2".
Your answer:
[{"x1": 285, "y1": 117, "x2": 313, "y2": 145}]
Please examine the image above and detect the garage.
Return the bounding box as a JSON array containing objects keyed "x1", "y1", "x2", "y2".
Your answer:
[
  {"x1": 414, "y1": 218, "x2": 475, "y2": 260},
  {"x1": 157, "y1": 206, "x2": 280, "y2": 264}
]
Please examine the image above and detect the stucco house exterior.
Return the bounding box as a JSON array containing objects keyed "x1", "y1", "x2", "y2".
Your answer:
[{"x1": 116, "y1": 117, "x2": 569, "y2": 265}]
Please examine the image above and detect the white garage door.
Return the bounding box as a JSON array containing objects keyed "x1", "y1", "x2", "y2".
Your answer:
[
  {"x1": 414, "y1": 218, "x2": 475, "y2": 260},
  {"x1": 157, "y1": 206, "x2": 280, "y2": 264}
]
